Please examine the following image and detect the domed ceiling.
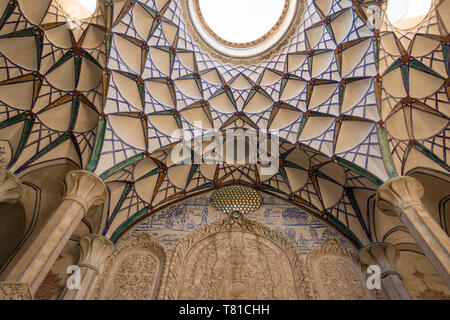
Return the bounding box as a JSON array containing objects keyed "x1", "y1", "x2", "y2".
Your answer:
[{"x1": 0, "y1": 0, "x2": 448, "y2": 247}]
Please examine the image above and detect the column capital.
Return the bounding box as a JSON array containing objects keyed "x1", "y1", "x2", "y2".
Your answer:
[
  {"x1": 358, "y1": 242, "x2": 399, "y2": 272},
  {"x1": 61, "y1": 234, "x2": 115, "y2": 300},
  {"x1": 376, "y1": 176, "x2": 424, "y2": 217},
  {"x1": 0, "y1": 169, "x2": 23, "y2": 204},
  {"x1": 78, "y1": 234, "x2": 115, "y2": 273},
  {"x1": 64, "y1": 170, "x2": 107, "y2": 214},
  {"x1": 358, "y1": 242, "x2": 412, "y2": 300},
  {"x1": 376, "y1": 176, "x2": 450, "y2": 288}
]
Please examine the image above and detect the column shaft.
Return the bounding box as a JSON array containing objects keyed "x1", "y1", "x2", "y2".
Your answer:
[
  {"x1": 1, "y1": 171, "x2": 106, "y2": 295},
  {"x1": 377, "y1": 176, "x2": 450, "y2": 288},
  {"x1": 62, "y1": 267, "x2": 97, "y2": 300},
  {"x1": 382, "y1": 273, "x2": 410, "y2": 300},
  {"x1": 60, "y1": 234, "x2": 114, "y2": 300},
  {"x1": 398, "y1": 204, "x2": 450, "y2": 287},
  {"x1": 2, "y1": 200, "x2": 85, "y2": 293},
  {"x1": 359, "y1": 242, "x2": 411, "y2": 300}
]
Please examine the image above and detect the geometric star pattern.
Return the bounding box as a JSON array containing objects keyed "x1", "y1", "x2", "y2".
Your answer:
[
  {"x1": 0, "y1": 0, "x2": 106, "y2": 174},
  {"x1": 95, "y1": 0, "x2": 395, "y2": 245},
  {"x1": 101, "y1": 137, "x2": 379, "y2": 246},
  {"x1": 0, "y1": 0, "x2": 447, "y2": 248},
  {"x1": 379, "y1": 0, "x2": 450, "y2": 176},
  {"x1": 95, "y1": 0, "x2": 387, "y2": 182}
]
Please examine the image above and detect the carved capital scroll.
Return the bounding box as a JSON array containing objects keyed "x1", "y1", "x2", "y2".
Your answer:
[
  {"x1": 64, "y1": 170, "x2": 107, "y2": 214},
  {"x1": 359, "y1": 242, "x2": 399, "y2": 273},
  {"x1": 376, "y1": 176, "x2": 424, "y2": 217},
  {"x1": 78, "y1": 234, "x2": 115, "y2": 272},
  {"x1": 0, "y1": 169, "x2": 23, "y2": 204}
]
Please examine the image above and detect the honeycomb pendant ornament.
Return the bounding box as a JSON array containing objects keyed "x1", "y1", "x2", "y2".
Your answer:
[{"x1": 210, "y1": 185, "x2": 263, "y2": 214}]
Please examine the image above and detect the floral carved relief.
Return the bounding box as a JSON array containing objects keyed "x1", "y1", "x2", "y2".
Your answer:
[
  {"x1": 159, "y1": 213, "x2": 312, "y2": 300},
  {"x1": 88, "y1": 219, "x2": 373, "y2": 300},
  {"x1": 0, "y1": 283, "x2": 33, "y2": 300},
  {"x1": 306, "y1": 238, "x2": 371, "y2": 300},
  {"x1": 178, "y1": 231, "x2": 298, "y2": 299},
  {"x1": 89, "y1": 233, "x2": 166, "y2": 300},
  {"x1": 102, "y1": 251, "x2": 158, "y2": 300}
]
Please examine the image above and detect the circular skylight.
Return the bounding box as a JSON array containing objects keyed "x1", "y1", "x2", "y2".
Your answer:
[
  {"x1": 58, "y1": 0, "x2": 97, "y2": 20},
  {"x1": 187, "y1": 0, "x2": 300, "y2": 59},
  {"x1": 197, "y1": 0, "x2": 285, "y2": 44},
  {"x1": 387, "y1": 0, "x2": 433, "y2": 29}
]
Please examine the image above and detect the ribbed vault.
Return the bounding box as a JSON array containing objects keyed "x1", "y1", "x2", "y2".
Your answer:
[
  {"x1": 0, "y1": 0, "x2": 447, "y2": 247},
  {"x1": 101, "y1": 134, "x2": 379, "y2": 247}
]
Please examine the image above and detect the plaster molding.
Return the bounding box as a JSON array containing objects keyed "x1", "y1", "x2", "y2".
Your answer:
[
  {"x1": 78, "y1": 234, "x2": 116, "y2": 272},
  {"x1": 0, "y1": 283, "x2": 33, "y2": 300},
  {"x1": 88, "y1": 233, "x2": 166, "y2": 300},
  {"x1": 159, "y1": 212, "x2": 312, "y2": 300},
  {"x1": 0, "y1": 169, "x2": 23, "y2": 204},
  {"x1": 376, "y1": 176, "x2": 425, "y2": 217},
  {"x1": 180, "y1": 0, "x2": 305, "y2": 65},
  {"x1": 64, "y1": 170, "x2": 107, "y2": 214}
]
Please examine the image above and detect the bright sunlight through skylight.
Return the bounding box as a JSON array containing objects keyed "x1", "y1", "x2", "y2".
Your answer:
[
  {"x1": 59, "y1": 0, "x2": 97, "y2": 20},
  {"x1": 387, "y1": 0, "x2": 433, "y2": 29},
  {"x1": 198, "y1": 0, "x2": 285, "y2": 43}
]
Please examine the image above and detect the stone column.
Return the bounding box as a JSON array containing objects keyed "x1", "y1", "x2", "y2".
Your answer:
[
  {"x1": 0, "y1": 169, "x2": 23, "y2": 204},
  {"x1": 376, "y1": 176, "x2": 450, "y2": 288},
  {"x1": 0, "y1": 170, "x2": 106, "y2": 296},
  {"x1": 0, "y1": 169, "x2": 28, "y2": 300},
  {"x1": 359, "y1": 242, "x2": 411, "y2": 300},
  {"x1": 61, "y1": 234, "x2": 115, "y2": 300}
]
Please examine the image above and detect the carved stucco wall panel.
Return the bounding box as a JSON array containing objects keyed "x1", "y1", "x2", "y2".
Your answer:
[
  {"x1": 85, "y1": 198, "x2": 375, "y2": 300},
  {"x1": 159, "y1": 214, "x2": 312, "y2": 300},
  {"x1": 88, "y1": 233, "x2": 166, "y2": 300},
  {"x1": 87, "y1": 219, "x2": 375, "y2": 300},
  {"x1": 306, "y1": 238, "x2": 372, "y2": 300},
  {"x1": 102, "y1": 250, "x2": 159, "y2": 300},
  {"x1": 178, "y1": 231, "x2": 298, "y2": 300}
]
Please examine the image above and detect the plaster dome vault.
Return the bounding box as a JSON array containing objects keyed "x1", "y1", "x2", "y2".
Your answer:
[{"x1": 0, "y1": 0, "x2": 448, "y2": 301}]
